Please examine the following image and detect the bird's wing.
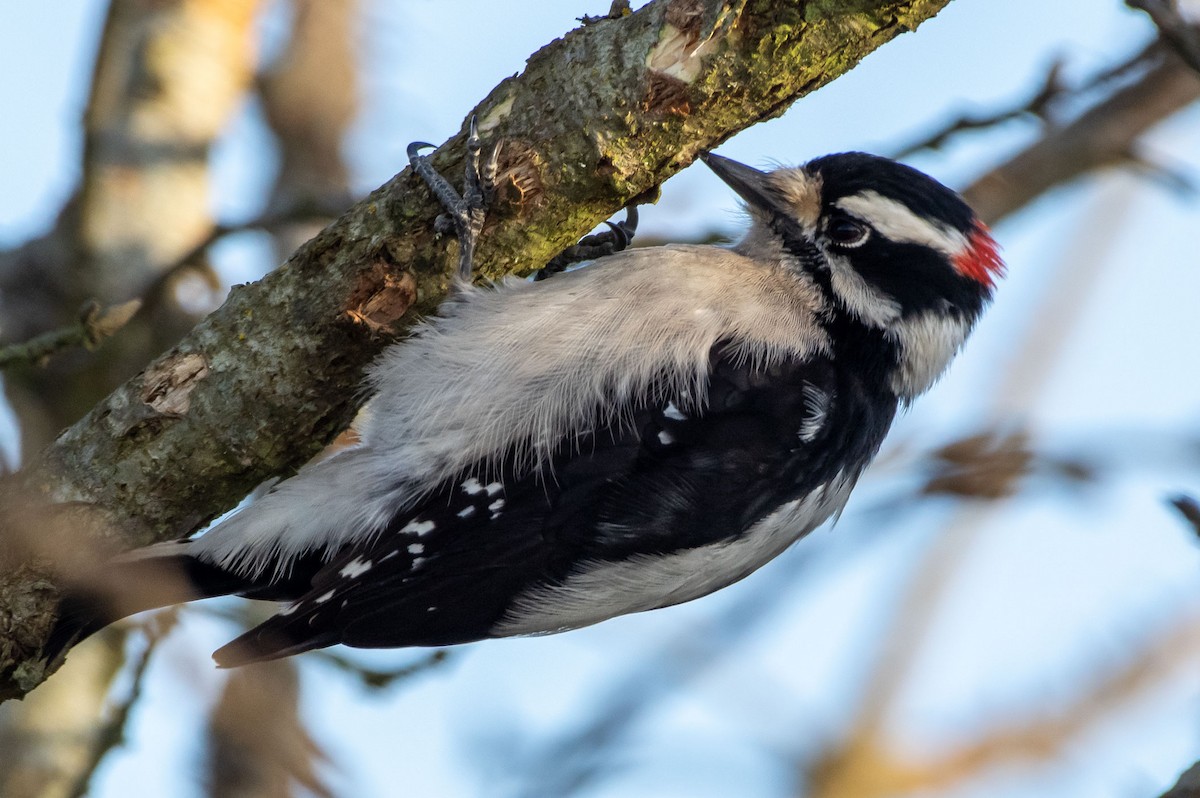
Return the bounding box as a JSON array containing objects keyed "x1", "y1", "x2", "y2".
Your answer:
[{"x1": 212, "y1": 347, "x2": 886, "y2": 666}]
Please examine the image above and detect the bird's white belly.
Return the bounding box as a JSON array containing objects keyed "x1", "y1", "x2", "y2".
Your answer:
[{"x1": 493, "y1": 472, "x2": 854, "y2": 636}]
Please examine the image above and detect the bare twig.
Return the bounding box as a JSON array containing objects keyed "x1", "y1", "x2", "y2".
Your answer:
[
  {"x1": 893, "y1": 39, "x2": 1166, "y2": 160},
  {"x1": 0, "y1": 201, "x2": 341, "y2": 373},
  {"x1": 0, "y1": 300, "x2": 142, "y2": 371},
  {"x1": 892, "y1": 60, "x2": 1067, "y2": 158}
]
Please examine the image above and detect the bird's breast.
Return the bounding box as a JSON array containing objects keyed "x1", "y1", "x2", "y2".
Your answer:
[{"x1": 491, "y1": 470, "x2": 855, "y2": 637}]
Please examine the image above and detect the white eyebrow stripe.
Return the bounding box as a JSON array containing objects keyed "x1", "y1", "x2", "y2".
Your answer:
[{"x1": 836, "y1": 191, "x2": 967, "y2": 257}]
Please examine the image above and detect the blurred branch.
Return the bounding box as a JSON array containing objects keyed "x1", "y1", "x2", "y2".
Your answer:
[
  {"x1": 0, "y1": 0, "x2": 265, "y2": 456},
  {"x1": 65, "y1": 613, "x2": 177, "y2": 798},
  {"x1": 1162, "y1": 762, "x2": 1200, "y2": 798},
  {"x1": 2, "y1": 0, "x2": 959, "y2": 702},
  {"x1": 314, "y1": 649, "x2": 451, "y2": 690},
  {"x1": 809, "y1": 611, "x2": 1200, "y2": 797},
  {"x1": 1168, "y1": 494, "x2": 1200, "y2": 538},
  {"x1": 893, "y1": 60, "x2": 1068, "y2": 159},
  {"x1": 206, "y1": 659, "x2": 332, "y2": 798},
  {"x1": 0, "y1": 628, "x2": 130, "y2": 798},
  {"x1": 136, "y1": 200, "x2": 352, "y2": 317},
  {"x1": 919, "y1": 430, "x2": 1033, "y2": 499},
  {"x1": 1129, "y1": 0, "x2": 1200, "y2": 74},
  {"x1": 963, "y1": 46, "x2": 1200, "y2": 225},
  {"x1": 893, "y1": 38, "x2": 1169, "y2": 160},
  {"x1": 258, "y1": 0, "x2": 359, "y2": 260},
  {"x1": 0, "y1": 300, "x2": 141, "y2": 372}
]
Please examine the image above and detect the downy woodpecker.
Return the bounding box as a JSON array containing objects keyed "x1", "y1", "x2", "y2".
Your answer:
[{"x1": 49, "y1": 130, "x2": 1003, "y2": 667}]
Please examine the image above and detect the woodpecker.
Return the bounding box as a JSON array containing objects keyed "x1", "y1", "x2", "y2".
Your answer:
[{"x1": 48, "y1": 132, "x2": 1003, "y2": 668}]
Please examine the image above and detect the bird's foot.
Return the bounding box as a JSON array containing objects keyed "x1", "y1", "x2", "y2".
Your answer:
[
  {"x1": 407, "y1": 116, "x2": 499, "y2": 283},
  {"x1": 534, "y1": 205, "x2": 639, "y2": 281}
]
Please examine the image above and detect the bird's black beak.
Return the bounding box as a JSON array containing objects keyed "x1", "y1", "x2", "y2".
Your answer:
[{"x1": 699, "y1": 152, "x2": 783, "y2": 217}]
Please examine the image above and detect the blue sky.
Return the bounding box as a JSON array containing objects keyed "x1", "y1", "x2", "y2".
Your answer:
[{"x1": 3, "y1": 1, "x2": 1200, "y2": 797}]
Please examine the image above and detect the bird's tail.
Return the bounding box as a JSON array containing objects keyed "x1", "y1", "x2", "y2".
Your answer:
[
  {"x1": 44, "y1": 542, "x2": 256, "y2": 664},
  {"x1": 211, "y1": 619, "x2": 339, "y2": 669}
]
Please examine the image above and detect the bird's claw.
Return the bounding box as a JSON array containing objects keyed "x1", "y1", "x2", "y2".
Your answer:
[
  {"x1": 407, "y1": 117, "x2": 498, "y2": 283},
  {"x1": 535, "y1": 205, "x2": 640, "y2": 281}
]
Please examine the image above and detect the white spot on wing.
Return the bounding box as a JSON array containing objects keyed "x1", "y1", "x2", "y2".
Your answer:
[
  {"x1": 339, "y1": 557, "x2": 372, "y2": 578},
  {"x1": 457, "y1": 506, "x2": 476, "y2": 519},
  {"x1": 663, "y1": 402, "x2": 686, "y2": 421},
  {"x1": 798, "y1": 383, "x2": 829, "y2": 443},
  {"x1": 485, "y1": 482, "x2": 503, "y2": 496},
  {"x1": 657, "y1": 429, "x2": 675, "y2": 445},
  {"x1": 408, "y1": 543, "x2": 424, "y2": 555},
  {"x1": 461, "y1": 478, "x2": 485, "y2": 495},
  {"x1": 400, "y1": 518, "x2": 436, "y2": 536},
  {"x1": 315, "y1": 590, "x2": 336, "y2": 604},
  {"x1": 412, "y1": 557, "x2": 427, "y2": 570}
]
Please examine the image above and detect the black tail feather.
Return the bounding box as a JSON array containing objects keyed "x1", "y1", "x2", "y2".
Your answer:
[
  {"x1": 212, "y1": 623, "x2": 339, "y2": 668},
  {"x1": 44, "y1": 552, "x2": 258, "y2": 664}
]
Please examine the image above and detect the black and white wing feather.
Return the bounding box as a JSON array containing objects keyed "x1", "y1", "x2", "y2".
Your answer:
[{"x1": 214, "y1": 345, "x2": 895, "y2": 666}]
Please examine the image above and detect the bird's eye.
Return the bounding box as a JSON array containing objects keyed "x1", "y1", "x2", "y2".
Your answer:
[{"x1": 826, "y1": 215, "x2": 870, "y2": 248}]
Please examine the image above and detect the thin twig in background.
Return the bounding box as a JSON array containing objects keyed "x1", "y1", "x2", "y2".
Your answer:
[
  {"x1": 0, "y1": 300, "x2": 141, "y2": 371},
  {"x1": 65, "y1": 612, "x2": 178, "y2": 798},
  {"x1": 314, "y1": 649, "x2": 452, "y2": 690},
  {"x1": 892, "y1": 39, "x2": 1164, "y2": 160},
  {"x1": 1129, "y1": 0, "x2": 1200, "y2": 74},
  {"x1": 891, "y1": 60, "x2": 1068, "y2": 159},
  {"x1": 0, "y1": 202, "x2": 347, "y2": 373}
]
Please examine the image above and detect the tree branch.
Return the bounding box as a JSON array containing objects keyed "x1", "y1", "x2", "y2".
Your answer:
[
  {"x1": 963, "y1": 48, "x2": 1200, "y2": 224},
  {"x1": 0, "y1": 0, "x2": 957, "y2": 701},
  {"x1": 1128, "y1": 0, "x2": 1200, "y2": 75}
]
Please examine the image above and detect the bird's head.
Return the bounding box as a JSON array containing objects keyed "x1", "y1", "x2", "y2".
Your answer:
[{"x1": 701, "y1": 151, "x2": 1004, "y2": 398}]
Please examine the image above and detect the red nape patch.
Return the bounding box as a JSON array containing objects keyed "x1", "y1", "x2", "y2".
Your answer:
[{"x1": 953, "y1": 223, "x2": 1005, "y2": 288}]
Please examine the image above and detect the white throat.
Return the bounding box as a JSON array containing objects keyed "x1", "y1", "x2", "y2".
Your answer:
[{"x1": 887, "y1": 311, "x2": 972, "y2": 399}]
